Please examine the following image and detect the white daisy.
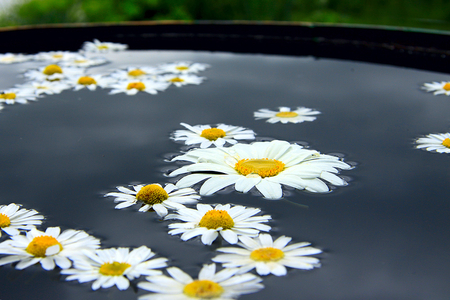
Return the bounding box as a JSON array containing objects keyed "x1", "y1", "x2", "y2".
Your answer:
[
  {"x1": 157, "y1": 74, "x2": 205, "y2": 87},
  {"x1": 109, "y1": 79, "x2": 170, "y2": 95},
  {"x1": 24, "y1": 64, "x2": 84, "y2": 82},
  {"x1": 60, "y1": 56, "x2": 109, "y2": 68},
  {"x1": 172, "y1": 123, "x2": 256, "y2": 148},
  {"x1": 138, "y1": 263, "x2": 263, "y2": 300},
  {"x1": 66, "y1": 74, "x2": 116, "y2": 91},
  {"x1": 61, "y1": 246, "x2": 167, "y2": 291},
  {"x1": 254, "y1": 106, "x2": 321, "y2": 124},
  {"x1": 0, "y1": 88, "x2": 38, "y2": 105},
  {"x1": 165, "y1": 203, "x2": 271, "y2": 245},
  {"x1": 422, "y1": 81, "x2": 450, "y2": 96},
  {"x1": 212, "y1": 233, "x2": 321, "y2": 276},
  {"x1": 82, "y1": 39, "x2": 128, "y2": 52},
  {"x1": 169, "y1": 140, "x2": 351, "y2": 199},
  {"x1": 105, "y1": 183, "x2": 200, "y2": 217},
  {"x1": 0, "y1": 53, "x2": 32, "y2": 64},
  {"x1": 0, "y1": 203, "x2": 44, "y2": 237},
  {"x1": 415, "y1": 132, "x2": 450, "y2": 153},
  {"x1": 0, "y1": 227, "x2": 100, "y2": 270},
  {"x1": 15, "y1": 81, "x2": 71, "y2": 96},
  {"x1": 158, "y1": 61, "x2": 210, "y2": 74},
  {"x1": 109, "y1": 66, "x2": 162, "y2": 81},
  {"x1": 34, "y1": 51, "x2": 80, "y2": 62}
]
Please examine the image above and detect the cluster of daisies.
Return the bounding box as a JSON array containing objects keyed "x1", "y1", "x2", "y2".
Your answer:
[{"x1": 0, "y1": 39, "x2": 209, "y2": 111}]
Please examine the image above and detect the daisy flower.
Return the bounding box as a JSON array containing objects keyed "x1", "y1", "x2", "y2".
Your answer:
[
  {"x1": 212, "y1": 233, "x2": 321, "y2": 276},
  {"x1": 165, "y1": 203, "x2": 271, "y2": 245},
  {"x1": 105, "y1": 183, "x2": 200, "y2": 217},
  {"x1": 158, "y1": 61, "x2": 210, "y2": 74},
  {"x1": 109, "y1": 79, "x2": 170, "y2": 95},
  {"x1": 24, "y1": 64, "x2": 84, "y2": 82},
  {"x1": 34, "y1": 51, "x2": 80, "y2": 62},
  {"x1": 82, "y1": 39, "x2": 128, "y2": 52},
  {"x1": 0, "y1": 88, "x2": 38, "y2": 105},
  {"x1": 138, "y1": 263, "x2": 263, "y2": 300},
  {"x1": 415, "y1": 132, "x2": 450, "y2": 153},
  {"x1": 109, "y1": 66, "x2": 161, "y2": 81},
  {"x1": 169, "y1": 140, "x2": 352, "y2": 199},
  {"x1": 0, "y1": 203, "x2": 44, "y2": 237},
  {"x1": 0, "y1": 53, "x2": 32, "y2": 64},
  {"x1": 157, "y1": 74, "x2": 205, "y2": 87},
  {"x1": 60, "y1": 56, "x2": 109, "y2": 68},
  {"x1": 254, "y1": 106, "x2": 321, "y2": 124},
  {"x1": 422, "y1": 81, "x2": 450, "y2": 96},
  {"x1": 15, "y1": 81, "x2": 71, "y2": 96},
  {"x1": 172, "y1": 123, "x2": 256, "y2": 148},
  {"x1": 66, "y1": 74, "x2": 116, "y2": 91},
  {"x1": 0, "y1": 227, "x2": 100, "y2": 270},
  {"x1": 61, "y1": 246, "x2": 167, "y2": 291}
]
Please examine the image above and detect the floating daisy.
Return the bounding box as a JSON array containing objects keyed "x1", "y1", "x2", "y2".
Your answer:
[
  {"x1": 66, "y1": 74, "x2": 116, "y2": 91},
  {"x1": 157, "y1": 74, "x2": 205, "y2": 87},
  {"x1": 138, "y1": 263, "x2": 263, "y2": 300},
  {"x1": 169, "y1": 140, "x2": 351, "y2": 199},
  {"x1": 0, "y1": 88, "x2": 38, "y2": 105},
  {"x1": 24, "y1": 64, "x2": 84, "y2": 82},
  {"x1": 0, "y1": 53, "x2": 31, "y2": 64},
  {"x1": 422, "y1": 81, "x2": 450, "y2": 96},
  {"x1": 254, "y1": 106, "x2": 321, "y2": 124},
  {"x1": 105, "y1": 183, "x2": 200, "y2": 217},
  {"x1": 34, "y1": 51, "x2": 80, "y2": 62},
  {"x1": 158, "y1": 61, "x2": 210, "y2": 74},
  {"x1": 165, "y1": 203, "x2": 271, "y2": 245},
  {"x1": 415, "y1": 132, "x2": 450, "y2": 153},
  {"x1": 212, "y1": 233, "x2": 321, "y2": 276},
  {"x1": 0, "y1": 203, "x2": 44, "y2": 237},
  {"x1": 60, "y1": 56, "x2": 109, "y2": 68},
  {"x1": 109, "y1": 79, "x2": 170, "y2": 95},
  {"x1": 0, "y1": 227, "x2": 100, "y2": 270},
  {"x1": 110, "y1": 66, "x2": 161, "y2": 81},
  {"x1": 82, "y1": 39, "x2": 128, "y2": 52},
  {"x1": 172, "y1": 123, "x2": 256, "y2": 148},
  {"x1": 61, "y1": 246, "x2": 167, "y2": 290},
  {"x1": 16, "y1": 81, "x2": 71, "y2": 96}
]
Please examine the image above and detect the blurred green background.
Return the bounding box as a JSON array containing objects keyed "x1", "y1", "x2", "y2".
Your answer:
[{"x1": 1, "y1": 0, "x2": 450, "y2": 31}]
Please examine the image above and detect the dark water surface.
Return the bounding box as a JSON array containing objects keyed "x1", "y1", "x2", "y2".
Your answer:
[{"x1": 1, "y1": 50, "x2": 450, "y2": 300}]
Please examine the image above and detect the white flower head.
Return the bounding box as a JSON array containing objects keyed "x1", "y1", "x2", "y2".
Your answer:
[
  {"x1": 66, "y1": 74, "x2": 116, "y2": 91},
  {"x1": 165, "y1": 203, "x2": 271, "y2": 245},
  {"x1": 0, "y1": 88, "x2": 38, "y2": 105},
  {"x1": 24, "y1": 64, "x2": 84, "y2": 82},
  {"x1": 422, "y1": 81, "x2": 450, "y2": 96},
  {"x1": 0, "y1": 203, "x2": 44, "y2": 237},
  {"x1": 61, "y1": 246, "x2": 167, "y2": 291},
  {"x1": 157, "y1": 74, "x2": 205, "y2": 87},
  {"x1": 0, "y1": 227, "x2": 100, "y2": 270},
  {"x1": 254, "y1": 106, "x2": 321, "y2": 124},
  {"x1": 82, "y1": 39, "x2": 128, "y2": 53},
  {"x1": 169, "y1": 140, "x2": 352, "y2": 200},
  {"x1": 0, "y1": 53, "x2": 32, "y2": 64},
  {"x1": 172, "y1": 123, "x2": 256, "y2": 149},
  {"x1": 105, "y1": 183, "x2": 200, "y2": 217},
  {"x1": 415, "y1": 132, "x2": 450, "y2": 153},
  {"x1": 34, "y1": 51, "x2": 80, "y2": 62},
  {"x1": 213, "y1": 233, "x2": 321, "y2": 276},
  {"x1": 158, "y1": 61, "x2": 210, "y2": 74},
  {"x1": 109, "y1": 79, "x2": 170, "y2": 95},
  {"x1": 16, "y1": 81, "x2": 71, "y2": 96},
  {"x1": 60, "y1": 56, "x2": 109, "y2": 68},
  {"x1": 109, "y1": 66, "x2": 162, "y2": 81},
  {"x1": 138, "y1": 263, "x2": 263, "y2": 300}
]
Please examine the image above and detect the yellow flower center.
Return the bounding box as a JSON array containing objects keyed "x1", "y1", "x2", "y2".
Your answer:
[
  {"x1": 200, "y1": 128, "x2": 226, "y2": 141},
  {"x1": 128, "y1": 69, "x2": 146, "y2": 77},
  {"x1": 443, "y1": 83, "x2": 450, "y2": 91},
  {"x1": 175, "y1": 66, "x2": 189, "y2": 71},
  {"x1": 77, "y1": 76, "x2": 97, "y2": 85},
  {"x1": 43, "y1": 64, "x2": 63, "y2": 76},
  {"x1": 442, "y1": 138, "x2": 450, "y2": 148},
  {"x1": 127, "y1": 82, "x2": 146, "y2": 91},
  {"x1": 74, "y1": 59, "x2": 88, "y2": 63},
  {"x1": 275, "y1": 111, "x2": 299, "y2": 118},
  {"x1": 99, "y1": 261, "x2": 131, "y2": 276},
  {"x1": 183, "y1": 280, "x2": 224, "y2": 298},
  {"x1": 198, "y1": 210, "x2": 234, "y2": 230},
  {"x1": 250, "y1": 247, "x2": 285, "y2": 262},
  {"x1": 25, "y1": 235, "x2": 63, "y2": 257},
  {"x1": 1, "y1": 57, "x2": 15, "y2": 62},
  {"x1": 52, "y1": 54, "x2": 63, "y2": 59},
  {"x1": 169, "y1": 77, "x2": 184, "y2": 83},
  {"x1": 97, "y1": 45, "x2": 109, "y2": 50},
  {"x1": 136, "y1": 184, "x2": 169, "y2": 205},
  {"x1": 0, "y1": 93, "x2": 16, "y2": 100},
  {"x1": 0, "y1": 213, "x2": 11, "y2": 228},
  {"x1": 235, "y1": 158, "x2": 285, "y2": 178}
]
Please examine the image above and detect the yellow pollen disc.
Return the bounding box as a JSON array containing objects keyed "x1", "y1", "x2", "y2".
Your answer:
[
  {"x1": 136, "y1": 184, "x2": 169, "y2": 205},
  {"x1": 74, "y1": 59, "x2": 88, "y2": 63},
  {"x1": 127, "y1": 82, "x2": 146, "y2": 91},
  {"x1": 169, "y1": 77, "x2": 184, "y2": 82},
  {"x1": 235, "y1": 158, "x2": 285, "y2": 178},
  {"x1": 443, "y1": 83, "x2": 450, "y2": 91},
  {"x1": 200, "y1": 128, "x2": 226, "y2": 141},
  {"x1": 442, "y1": 138, "x2": 450, "y2": 148},
  {"x1": 97, "y1": 45, "x2": 109, "y2": 50},
  {"x1": 0, "y1": 93, "x2": 16, "y2": 100},
  {"x1": 99, "y1": 261, "x2": 131, "y2": 276},
  {"x1": 52, "y1": 54, "x2": 63, "y2": 59},
  {"x1": 78, "y1": 76, "x2": 97, "y2": 85},
  {"x1": 198, "y1": 210, "x2": 234, "y2": 230},
  {"x1": 250, "y1": 247, "x2": 285, "y2": 262},
  {"x1": 25, "y1": 235, "x2": 62, "y2": 257},
  {"x1": 128, "y1": 69, "x2": 146, "y2": 77},
  {"x1": 183, "y1": 280, "x2": 224, "y2": 298},
  {"x1": 275, "y1": 111, "x2": 299, "y2": 118},
  {"x1": 0, "y1": 213, "x2": 11, "y2": 228},
  {"x1": 175, "y1": 66, "x2": 189, "y2": 71},
  {"x1": 43, "y1": 64, "x2": 63, "y2": 75}
]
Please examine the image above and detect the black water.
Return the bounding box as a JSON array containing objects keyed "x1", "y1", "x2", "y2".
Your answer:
[{"x1": 0, "y1": 50, "x2": 450, "y2": 300}]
